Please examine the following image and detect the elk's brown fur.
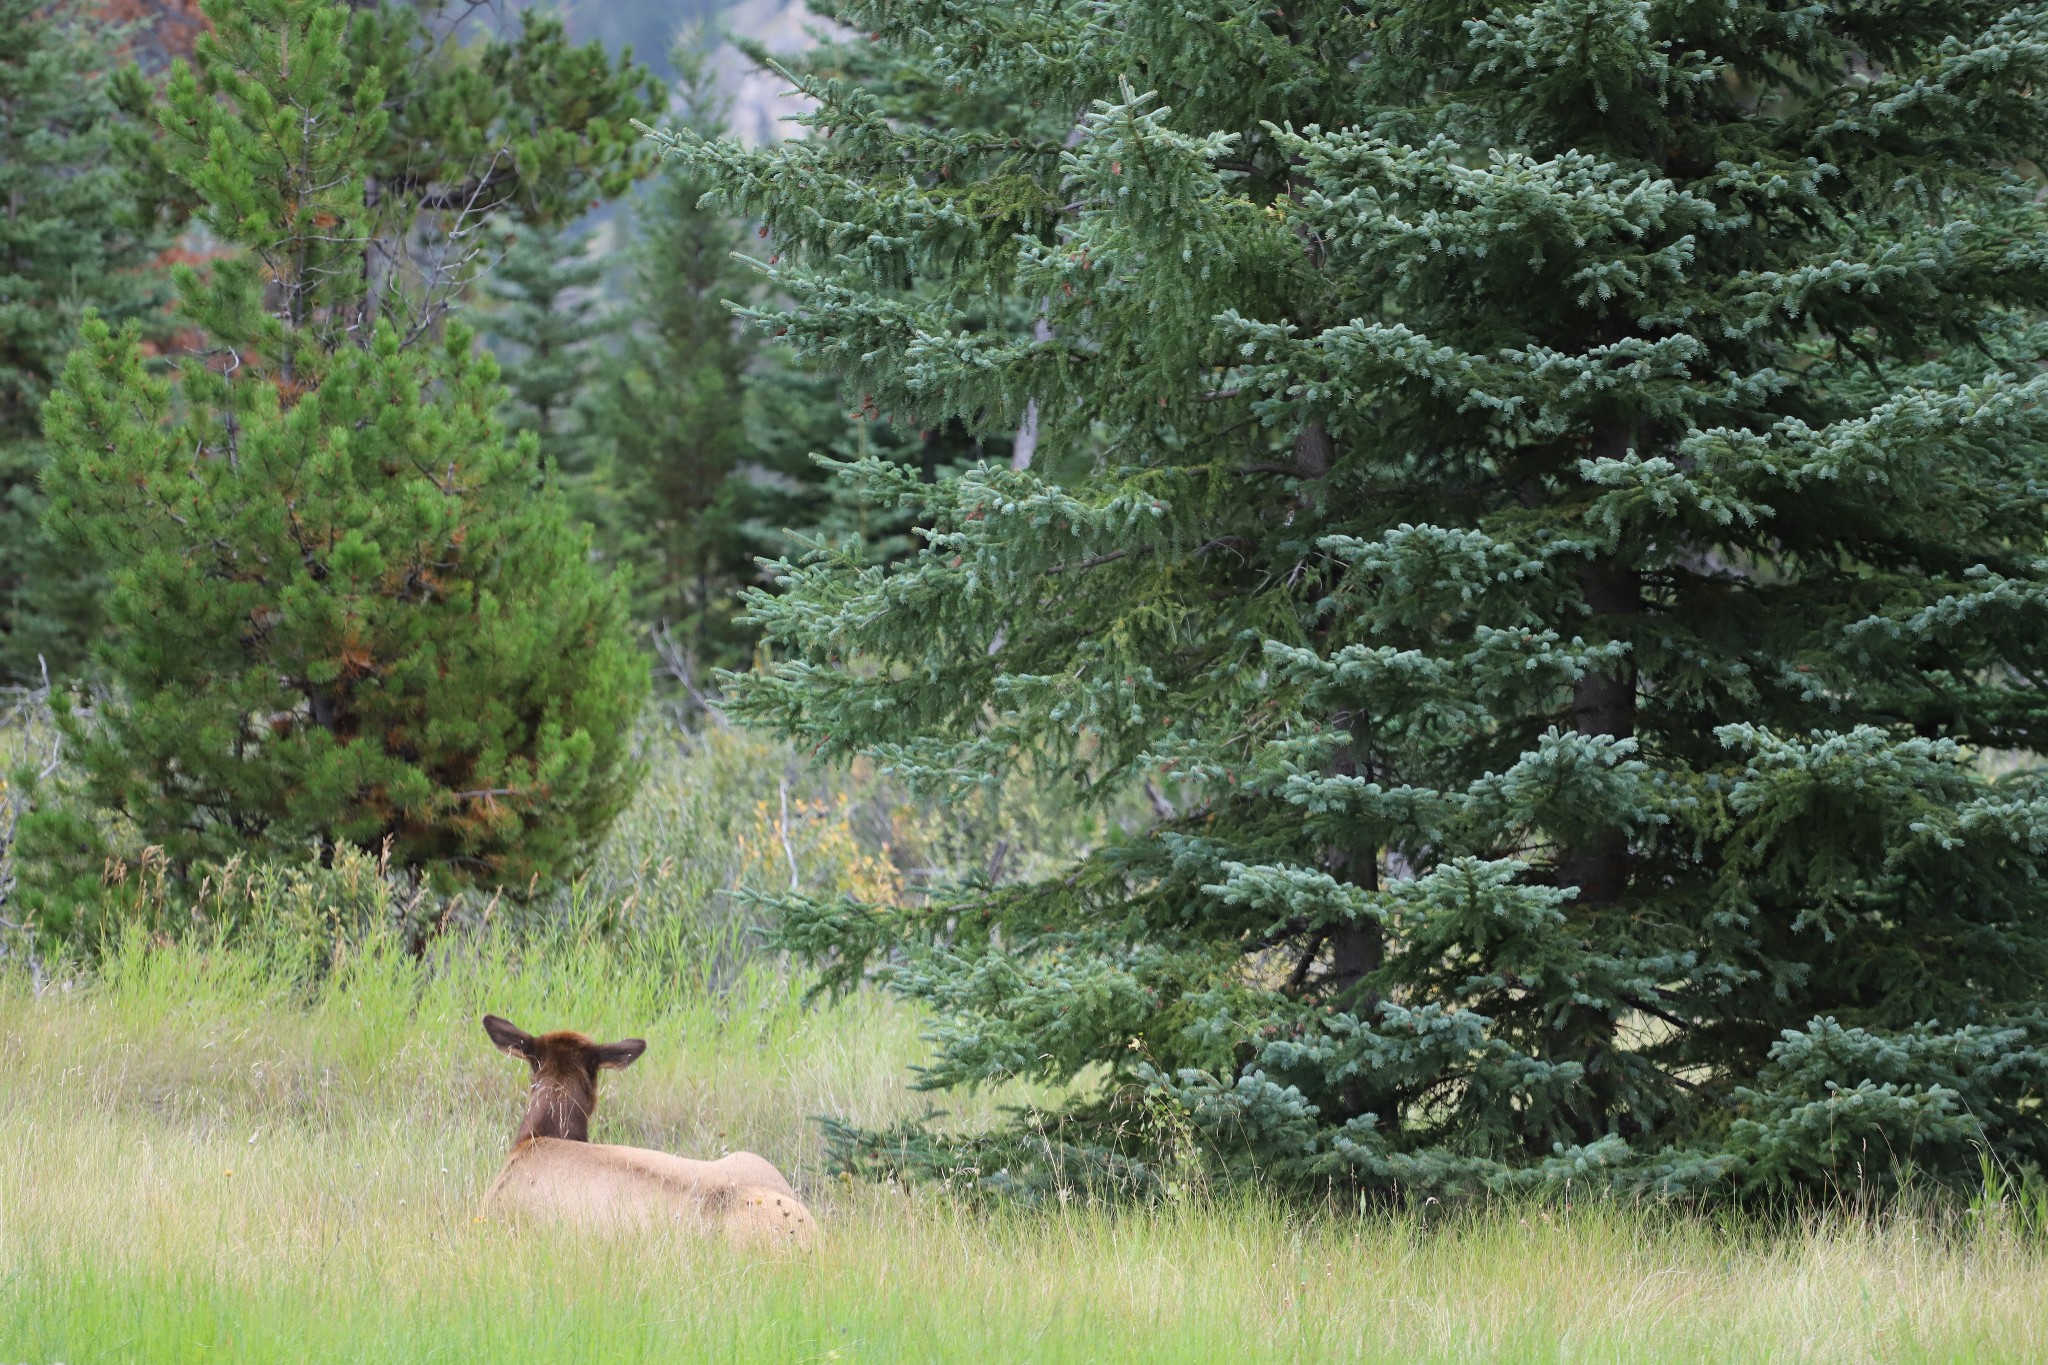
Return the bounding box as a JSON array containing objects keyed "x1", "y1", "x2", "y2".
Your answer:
[{"x1": 478, "y1": 1014, "x2": 816, "y2": 1249}]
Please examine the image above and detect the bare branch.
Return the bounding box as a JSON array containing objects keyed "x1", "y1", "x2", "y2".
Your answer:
[
  {"x1": 1042, "y1": 545, "x2": 1153, "y2": 576},
  {"x1": 1286, "y1": 928, "x2": 1329, "y2": 993},
  {"x1": 652, "y1": 625, "x2": 731, "y2": 729},
  {"x1": 1143, "y1": 778, "x2": 1176, "y2": 820},
  {"x1": 777, "y1": 777, "x2": 800, "y2": 892}
]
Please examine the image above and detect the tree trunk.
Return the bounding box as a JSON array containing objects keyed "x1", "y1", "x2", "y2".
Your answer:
[
  {"x1": 1295, "y1": 417, "x2": 1383, "y2": 1006},
  {"x1": 1546, "y1": 422, "x2": 1642, "y2": 1148},
  {"x1": 1322, "y1": 705, "x2": 1384, "y2": 1010},
  {"x1": 1559, "y1": 423, "x2": 1640, "y2": 908},
  {"x1": 1011, "y1": 398, "x2": 1040, "y2": 470},
  {"x1": 1293, "y1": 418, "x2": 1334, "y2": 480},
  {"x1": 1011, "y1": 314, "x2": 1054, "y2": 470}
]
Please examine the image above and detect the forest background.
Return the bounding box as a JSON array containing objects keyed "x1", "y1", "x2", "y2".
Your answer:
[
  {"x1": 3, "y1": 0, "x2": 2048, "y2": 1358},
  {"x1": 1, "y1": 0, "x2": 897, "y2": 694}
]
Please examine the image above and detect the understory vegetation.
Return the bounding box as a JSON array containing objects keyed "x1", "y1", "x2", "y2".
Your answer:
[
  {"x1": 5, "y1": 699, "x2": 2048, "y2": 1362},
  {"x1": 2, "y1": 885, "x2": 2046, "y2": 1363}
]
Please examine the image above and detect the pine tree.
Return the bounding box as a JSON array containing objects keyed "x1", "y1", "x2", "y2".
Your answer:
[
  {"x1": 2, "y1": 0, "x2": 659, "y2": 686},
  {"x1": 593, "y1": 53, "x2": 758, "y2": 663},
  {"x1": 341, "y1": 0, "x2": 661, "y2": 327},
  {"x1": 592, "y1": 43, "x2": 927, "y2": 675},
  {"x1": 484, "y1": 223, "x2": 609, "y2": 479},
  {"x1": 0, "y1": 0, "x2": 176, "y2": 682},
  {"x1": 664, "y1": 0, "x2": 2048, "y2": 1197},
  {"x1": 17, "y1": 0, "x2": 648, "y2": 944}
]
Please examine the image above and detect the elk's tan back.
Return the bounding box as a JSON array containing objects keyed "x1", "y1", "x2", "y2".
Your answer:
[
  {"x1": 477, "y1": 1013, "x2": 817, "y2": 1250},
  {"x1": 485, "y1": 1139, "x2": 816, "y2": 1247}
]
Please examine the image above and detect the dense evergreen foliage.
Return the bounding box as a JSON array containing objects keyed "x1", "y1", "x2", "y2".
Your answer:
[
  {"x1": 592, "y1": 65, "x2": 761, "y2": 666},
  {"x1": 4, "y1": 0, "x2": 660, "y2": 693},
  {"x1": 337, "y1": 0, "x2": 660, "y2": 322},
  {"x1": 671, "y1": 0, "x2": 2048, "y2": 1196},
  {"x1": 485, "y1": 223, "x2": 611, "y2": 480},
  {"x1": 0, "y1": 0, "x2": 177, "y2": 683},
  {"x1": 15, "y1": 0, "x2": 647, "y2": 942},
  {"x1": 591, "y1": 46, "x2": 930, "y2": 674}
]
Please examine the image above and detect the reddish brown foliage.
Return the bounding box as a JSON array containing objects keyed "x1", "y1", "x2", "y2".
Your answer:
[{"x1": 93, "y1": 0, "x2": 207, "y2": 73}]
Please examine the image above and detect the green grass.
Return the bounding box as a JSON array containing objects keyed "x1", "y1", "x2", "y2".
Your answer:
[
  {"x1": 5, "y1": 706, "x2": 2048, "y2": 1362},
  {"x1": 3, "y1": 927, "x2": 2046, "y2": 1364}
]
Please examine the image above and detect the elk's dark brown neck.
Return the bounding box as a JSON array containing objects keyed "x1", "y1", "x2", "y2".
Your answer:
[{"x1": 515, "y1": 1070, "x2": 596, "y2": 1145}]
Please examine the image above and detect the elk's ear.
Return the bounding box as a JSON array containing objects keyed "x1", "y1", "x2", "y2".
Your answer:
[
  {"x1": 482, "y1": 1014, "x2": 539, "y2": 1063},
  {"x1": 594, "y1": 1038, "x2": 646, "y2": 1070}
]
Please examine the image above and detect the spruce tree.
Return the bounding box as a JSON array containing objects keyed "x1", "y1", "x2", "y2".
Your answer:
[
  {"x1": 19, "y1": 0, "x2": 647, "y2": 942},
  {"x1": 484, "y1": 223, "x2": 609, "y2": 479},
  {"x1": 0, "y1": 0, "x2": 175, "y2": 682},
  {"x1": 666, "y1": 0, "x2": 2048, "y2": 1196},
  {"x1": 594, "y1": 57, "x2": 758, "y2": 663},
  {"x1": 594, "y1": 44, "x2": 929, "y2": 674}
]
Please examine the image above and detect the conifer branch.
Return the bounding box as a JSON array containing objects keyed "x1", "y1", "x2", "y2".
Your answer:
[{"x1": 1041, "y1": 546, "x2": 1150, "y2": 575}]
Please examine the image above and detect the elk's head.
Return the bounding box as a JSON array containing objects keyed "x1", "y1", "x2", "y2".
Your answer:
[{"x1": 483, "y1": 1014, "x2": 646, "y2": 1146}]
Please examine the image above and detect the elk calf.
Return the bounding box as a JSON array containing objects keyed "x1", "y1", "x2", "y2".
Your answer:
[{"x1": 479, "y1": 1014, "x2": 816, "y2": 1248}]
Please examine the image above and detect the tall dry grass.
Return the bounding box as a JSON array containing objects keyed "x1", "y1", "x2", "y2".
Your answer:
[
  {"x1": 1, "y1": 901, "x2": 2043, "y2": 1361},
  {"x1": 3, "y1": 703, "x2": 2046, "y2": 1361}
]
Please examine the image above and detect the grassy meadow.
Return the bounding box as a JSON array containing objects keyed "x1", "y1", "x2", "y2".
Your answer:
[{"x1": 4, "y1": 706, "x2": 2048, "y2": 1363}]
